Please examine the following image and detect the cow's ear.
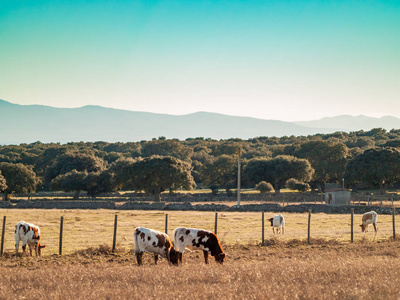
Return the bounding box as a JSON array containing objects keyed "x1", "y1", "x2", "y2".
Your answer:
[
  {"x1": 40, "y1": 245, "x2": 46, "y2": 249},
  {"x1": 359, "y1": 225, "x2": 363, "y2": 227}
]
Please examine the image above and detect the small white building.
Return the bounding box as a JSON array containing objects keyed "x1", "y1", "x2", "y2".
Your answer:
[{"x1": 325, "y1": 189, "x2": 351, "y2": 205}]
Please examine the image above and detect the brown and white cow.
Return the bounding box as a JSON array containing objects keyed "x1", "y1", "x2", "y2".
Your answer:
[
  {"x1": 173, "y1": 227, "x2": 226, "y2": 265},
  {"x1": 14, "y1": 221, "x2": 46, "y2": 257},
  {"x1": 268, "y1": 215, "x2": 285, "y2": 234},
  {"x1": 360, "y1": 211, "x2": 378, "y2": 233},
  {"x1": 134, "y1": 227, "x2": 178, "y2": 266}
]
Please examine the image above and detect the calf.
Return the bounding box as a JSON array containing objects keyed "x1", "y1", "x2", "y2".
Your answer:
[
  {"x1": 360, "y1": 211, "x2": 378, "y2": 233},
  {"x1": 134, "y1": 227, "x2": 178, "y2": 266},
  {"x1": 268, "y1": 215, "x2": 285, "y2": 234},
  {"x1": 173, "y1": 227, "x2": 226, "y2": 265},
  {"x1": 14, "y1": 221, "x2": 46, "y2": 257}
]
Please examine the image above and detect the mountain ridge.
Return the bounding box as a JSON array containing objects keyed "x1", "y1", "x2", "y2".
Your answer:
[{"x1": 1, "y1": 99, "x2": 399, "y2": 144}]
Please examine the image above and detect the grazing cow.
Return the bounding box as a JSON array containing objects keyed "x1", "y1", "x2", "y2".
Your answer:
[
  {"x1": 134, "y1": 227, "x2": 178, "y2": 266},
  {"x1": 173, "y1": 227, "x2": 226, "y2": 264},
  {"x1": 14, "y1": 221, "x2": 46, "y2": 257},
  {"x1": 360, "y1": 211, "x2": 378, "y2": 233},
  {"x1": 268, "y1": 215, "x2": 285, "y2": 234}
]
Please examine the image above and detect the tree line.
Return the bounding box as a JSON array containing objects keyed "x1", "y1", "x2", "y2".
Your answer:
[{"x1": 1, "y1": 127, "x2": 400, "y2": 201}]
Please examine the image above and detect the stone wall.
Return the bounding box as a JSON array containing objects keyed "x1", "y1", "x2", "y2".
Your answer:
[{"x1": 0, "y1": 199, "x2": 396, "y2": 215}]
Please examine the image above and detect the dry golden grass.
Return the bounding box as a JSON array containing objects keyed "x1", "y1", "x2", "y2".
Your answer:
[
  {"x1": 0, "y1": 209, "x2": 396, "y2": 255},
  {"x1": 1, "y1": 240, "x2": 400, "y2": 299}
]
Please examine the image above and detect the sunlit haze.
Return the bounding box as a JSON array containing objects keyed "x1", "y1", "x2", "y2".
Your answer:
[{"x1": 1, "y1": 0, "x2": 399, "y2": 121}]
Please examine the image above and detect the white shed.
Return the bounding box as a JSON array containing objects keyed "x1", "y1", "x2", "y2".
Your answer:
[{"x1": 325, "y1": 189, "x2": 351, "y2": 205}]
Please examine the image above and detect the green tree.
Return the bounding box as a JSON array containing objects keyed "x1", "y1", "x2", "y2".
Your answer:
[
  {"x1": 255, "y1": 181, "x2": 274, "y2": 202},
  {"x1": 286, "y1": 178, "x2": 310, "y2": 192},
  {"x1": 344, "y1": 148, "x2": 400, "y2": 193},
  {"x1": 141, "y1": 139, "x2": 193, "y2": 162},
  {"x1": 85, "y1": 170, "x2": 116, "y2": 198},
  {"x1": 0, "y1": 162, "x2": 40, "y2": 200},
  {"x1": 50, "y1": 170, "x2": 88, "y2": 199},
  {"x1": 200, "y1": 155, "x2": 237, "y2": 194},
  {"x1": 295, "y1": 140, "x2": 348, "y2": 191},
  {"x1": 45, "y1": 152, "x2": 106, "y2": 184},
  {"x1": 244, "y1": 155, "x2": 314, "y2": 193},
  {"x1": 0, "y1": 171, "x2": 7, "y2": 193},
  {"x1": 129, "y1": 156, "x2": 196, "y2": 201}
]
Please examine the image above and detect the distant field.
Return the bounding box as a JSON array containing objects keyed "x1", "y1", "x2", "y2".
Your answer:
[{"x1": 0, "y1": 209, "x2": 396, "y2": 255}]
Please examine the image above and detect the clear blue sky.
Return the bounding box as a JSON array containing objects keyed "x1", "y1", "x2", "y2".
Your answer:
[{"x1": 1, "y1": 0, "x2": 399, "y2": 121}]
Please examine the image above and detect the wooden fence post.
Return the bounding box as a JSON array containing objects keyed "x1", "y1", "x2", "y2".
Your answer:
[
  {"x1": 59, "y1": 216, "x2": 63, "y2": 255},
  {"x1": 393, "y1": 207, "x2": 396, "y2": 240},
  {"x1": 367, "y1": 196, "x2": 370, "y2": 206},
  {"x1": 112, "y1": 215, "x2": 117, "y2": 253},
  {"x1": 165, "y1": 214, "x2": 168, "y2": 234},
  {"x1": 308, "y1": 210, "x2": 311, "y2": 245},
  {"x1": 351, "y1": 208, "x2": 354, "y2": 243},
  {"x1": 214, "y1": 212, "x2": 218, "y2": 235},
  {"x1": 1, "y1": 216, "x2": 6, "y2": 256},
  {"x1": 262, "y1": 211, "x2": 265, "y2": 246}
]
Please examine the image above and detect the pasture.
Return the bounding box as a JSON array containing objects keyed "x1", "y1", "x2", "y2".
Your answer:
[
  {"x1": 0, "y1": 209, "x2": 396, "y2": 254},
  {"x1": 1, "y1": 209, "x2": 400, "y2": 299}
]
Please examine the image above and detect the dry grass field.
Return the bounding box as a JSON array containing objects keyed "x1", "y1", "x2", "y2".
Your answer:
[
  {"x1": 1, "y1": 209, "x2": 400, "y2": 299},
  {"x1": 0, "y1": 209, "x2": 396, "y2": 254},
  {"x1": 1, "y1": 240, "x2": 400, "y2": 299}
]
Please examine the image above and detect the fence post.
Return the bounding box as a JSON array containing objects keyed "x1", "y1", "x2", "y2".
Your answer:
[
  {"x1": 380, "y1": 198, "x2": 383, "y2": 207},
  {"x1": 1, "y1": 216, "x2": 6, "y2": 256},
  {"x1": 165, "y1": 214, "x2": 168, "y2": 234},
  {"x1": 214, "y1": 212, "x2": 218, "y2": 235},
  {"x1": 368, "y1": 196, "x2": 370, "y2": 206},
  {"x1": 308, "y1": 209, "x2": 311, "y2": 245},
  {"x1": 59, "y1": 216, "x2": 63, "y2": 255},
  {"x1": 393, "y1": 207, "x2": 396, "y2": 240},
  {"x1": 112, "y1": 215, "x2": 117, "y2": 253},
  {"x1": 261, "y1": 211, "x2": 265, "y2": 246},
  {"x1": 392, "y1": 197, "x2": 394, "y2": 208},
  {"x1": 351, "y1": 208, "x2": 354, "y2": 243}
]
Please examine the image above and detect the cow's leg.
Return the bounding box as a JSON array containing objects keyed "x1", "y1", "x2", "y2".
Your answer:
[
  {"x1": 15, "y1": 238, "x2": 19, "y2": 257},
  {"x1": 22, "y1": 244, "x2": 27, "y2": 256},
  {"x1": 154, "y1": 254, "x2": 159, "y2": 265},
  {"x1": 272, "y1": 227, "x2": 275, "y2": 234},
  {"x1": 373, "y1": 223, "x2": 377, "y2": 232},
  {"x1": 29, "y1": 244, "x2": 33, "y2": 256},
  {"x1": 136, "y1": 251, "x2": 144, "y2": 266},
  {"x1": 203, "y1": 250, "x2": 209, "y2": 264},
  {"x1": 178, "y1": 252, "x2": 183, "y2": 263},
  {"x1": 282, "y1": 227, "x2": 285, "y2": 235}
]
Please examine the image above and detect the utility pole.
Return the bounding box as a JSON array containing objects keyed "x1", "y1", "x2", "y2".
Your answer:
[{"x1": 237, "y1": 147, "x2": 241, "y2": 206}]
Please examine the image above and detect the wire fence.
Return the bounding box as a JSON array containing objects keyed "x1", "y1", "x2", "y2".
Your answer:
[{"x1": 0, "y1": 208, "x2": 397, "y2": 256}]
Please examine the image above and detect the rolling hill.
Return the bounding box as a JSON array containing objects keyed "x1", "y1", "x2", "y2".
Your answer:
[{"x1": 1, "y1": 99, "x2": 399, "y2": 144}]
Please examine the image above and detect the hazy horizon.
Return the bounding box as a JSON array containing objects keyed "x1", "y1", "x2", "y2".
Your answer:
[{"x1": 1, "y1": 1, "x2": 399, "y2": 122}]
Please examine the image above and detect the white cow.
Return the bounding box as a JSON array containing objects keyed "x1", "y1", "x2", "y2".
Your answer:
[
  {"x1": 173, "y1": 227, "x2": 226, "y2": 264},
  {"x1": 15, "y1": 221, "x2": 46, "y2": 256},
  {"x1": 268, "y1": 215, "x2": 285, "y2": 234},
  {"x1": 360, "y1": 211, "x2": 378, "y2": 233},
  {"x1": 134, "y1": 227, "x2": 178, "y2": 265}
]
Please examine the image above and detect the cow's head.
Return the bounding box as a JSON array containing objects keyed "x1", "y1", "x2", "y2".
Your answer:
[
  {"x1": 268, "y1": 218, "x2": 274, "y2": 226},
  {"x1": 169, "y1": 247, "x2": 179, "y2": 266},
  {"x1": 215, "y1": 252, "x2": 226, "y2": 264},
  {"x1": 360, "y1": 224, "x2": 366, "y2": 232},
  {"x1": 37, "y1": 243, "x2": 46, "y2": 256}
]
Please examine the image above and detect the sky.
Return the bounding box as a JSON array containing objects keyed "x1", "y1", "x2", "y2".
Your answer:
[{"x1": 1, "y1": 0, "x2": 399, "y2": 121}]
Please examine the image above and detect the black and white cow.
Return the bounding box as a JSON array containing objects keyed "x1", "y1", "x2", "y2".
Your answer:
[
  {"x1": 173, "y1": 227, "x2": 225, "y2": 265},
  {"x1": 14, "y1": 221, "x2": 46, "y2": 256},
  {"x1": 134, "y1": 227, "x2": 178, "y2": 265}
]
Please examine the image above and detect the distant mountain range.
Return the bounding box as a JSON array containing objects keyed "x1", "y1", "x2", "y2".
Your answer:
[{"x1": 1, "y1": 99, "x2": 399, "y2": 145}]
